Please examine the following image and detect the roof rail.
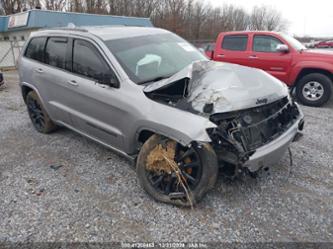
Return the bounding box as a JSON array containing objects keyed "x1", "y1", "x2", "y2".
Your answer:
[{"x1": 40, "y1": 26, "x2": 89, "y2": 32}]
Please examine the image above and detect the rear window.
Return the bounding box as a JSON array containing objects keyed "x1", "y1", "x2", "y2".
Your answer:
[
  {"x1": 45, "y1": 37, "x2": 68, "y2": 70},
  {"x1": 222, "y1": 35, "x2": 248, "y2": 51},
  {"x1": 24, "y1": 37, "x2": 47, "y2": 62}
]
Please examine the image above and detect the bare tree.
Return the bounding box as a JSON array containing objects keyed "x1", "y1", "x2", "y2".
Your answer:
[
  {"x1": 0, "y1": 0, "x2": 23, "y2": 14},
  {"x1": 199, "y1": 4, "x2": 248, "y2": 40},
  {"x1": 44, "y1": 0, "x2": 66, "y2": 11},
  {"x1": 25, "y1": 0, "x2": 41, "y2": 9},
  {"x1": 108, "y1": 0, "x2": 132, "y2": 16},
  {"x1": 0, "y1": 0, "x2": 289, "y2": 41},
  {"x1": 191, "y1": 1, "x2": 209, "y2": 39},
  {"x1": 69, "y1": 0, "x2": 84, "y2": 12},
  {"x1": 231, "y1": 6, "x2": 249, "y2": 31},
  {"x1": 164, "y1": 0, "x2": 187, "y2": 34},
  {"x1": 132, "y1": 0, "x2": 158, "y2": 17},
  {"x1": 250, "y1": 5, "x2": 288, "y2": 31}
]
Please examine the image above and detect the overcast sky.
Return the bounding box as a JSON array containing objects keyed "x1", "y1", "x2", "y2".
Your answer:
[{"x1": 209, "y1": 0, "x2": 333, "y2": 37}]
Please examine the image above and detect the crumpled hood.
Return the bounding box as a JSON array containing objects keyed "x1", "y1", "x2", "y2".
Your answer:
[{"x1": 144, "y1": 61, "x2": 289, "y2": 114}]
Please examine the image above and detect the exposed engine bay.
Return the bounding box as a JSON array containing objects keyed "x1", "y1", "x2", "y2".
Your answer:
[{"x1": 207, "y1": 97, "x2": 303, "y2": 176}]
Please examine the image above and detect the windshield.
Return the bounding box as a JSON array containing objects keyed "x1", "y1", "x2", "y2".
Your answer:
[
  {"x1": 104, "y1": 33, "x2": 207, "y2": 84},
  {"x1": 279, "y1": 33, "x2": 306, "y2": 51}
]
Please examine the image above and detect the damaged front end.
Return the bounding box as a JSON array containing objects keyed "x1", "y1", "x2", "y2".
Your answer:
[
  {"x1": 207, "y1": 97, "x2": 304, "y2": 176},
  {"x1": 144, "y1": 61, "x2": 304, "y2": 176}
]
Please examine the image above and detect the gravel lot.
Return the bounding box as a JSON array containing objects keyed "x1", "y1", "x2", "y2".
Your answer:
[{"x1": 0, "y1": 71, "x2": 332, "y2": 243}]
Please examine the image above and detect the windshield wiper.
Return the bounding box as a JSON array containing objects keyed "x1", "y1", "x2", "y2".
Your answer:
[{"x1": 138, "y1": 75, "x2": 172, "y2": 85}]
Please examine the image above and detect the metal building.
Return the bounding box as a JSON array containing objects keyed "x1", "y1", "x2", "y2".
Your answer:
[{"x1": 0, "y1": 10, "x2": 153, "y2": 41}]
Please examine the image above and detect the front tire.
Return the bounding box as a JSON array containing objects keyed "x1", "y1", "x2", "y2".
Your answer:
[
  {"x1": 26, "y1": 91, "x2": 57, "y2": 133},
  {"x1": 136, "y1": 135, "x2": 218, "y2": 207},
  {"x1": 296, "y1": 73, "x2": 332, "y2": 107}
]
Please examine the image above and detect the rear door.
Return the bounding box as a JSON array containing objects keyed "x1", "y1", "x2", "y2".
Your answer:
[
  {"x1": 37, "y1": 36, "x2": 73, "y2": 124},
  {"x1": 247, "y1": 34, "x2": 292, "y2": 83},
  {"x1": 214, "y1": 34, "x2": 251, "y2": 66},
  {"x1": 21, "y1": 37, "x2": 47, "y2": 98},
  {"x1": 23, "y1": 36, "x2": 73, "y2": 124}
]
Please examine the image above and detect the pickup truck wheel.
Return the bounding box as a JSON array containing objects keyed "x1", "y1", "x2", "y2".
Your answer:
[
  {"x1": 26, "y1": 91, "x2": 57, "y2": 133},
  {"x1": 136, "y1": 135, "x2": 218, "y2": 207},
  {"x1": 296, "y1": 73, "x2": 332, "y2": 107}
]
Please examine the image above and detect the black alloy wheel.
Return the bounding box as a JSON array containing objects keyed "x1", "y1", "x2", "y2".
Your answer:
[
  {"x1": 136, "y1": 135, "x2": 218, "y2": 207},
  {"x1": 146, "y1": 142, "x2": 203, "y2": 199},
  {"x1": 26, "y1": 91, "x2": 57, "y2": 133}
]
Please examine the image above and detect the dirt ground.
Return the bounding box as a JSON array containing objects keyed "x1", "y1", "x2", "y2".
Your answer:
[{"x1": 0, "y1": 71, "x2": 332, "y2": 243}]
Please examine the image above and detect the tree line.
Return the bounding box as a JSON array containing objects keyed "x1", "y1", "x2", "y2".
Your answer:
[{"x1": 0, "y1": 0, "x2": 288, "y2": 40}]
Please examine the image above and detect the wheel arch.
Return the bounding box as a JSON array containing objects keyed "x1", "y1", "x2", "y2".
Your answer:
[
  {"x1": 20, "y1": 82, "x2": 52, "y2": 115},
  {"x1": 137, "y1": 129, "x2": 156, "y2": 145},
  {"x1": 133, "y1": 123, "x2": 214, "y2": 155},
  {"x1": 135, "y1": 128, "x2": 191, "y2": 149},
  {"x1": 295, "y1": 68, "x2": 333, "y2": 85},
  {"x1": 294, "y1": 69, "x2": 333, "y2": 106},
  {"x1": 21, "y1": 84, "x2": 34, "y2": 103}
]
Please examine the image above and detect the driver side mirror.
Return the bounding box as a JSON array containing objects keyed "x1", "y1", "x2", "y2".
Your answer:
[
  {"x1": 98, "y1": 73, "x2": 120, "y2": 88},
  {"x1": 276, "y1": 44, "x2": 289, "y2": 53}
]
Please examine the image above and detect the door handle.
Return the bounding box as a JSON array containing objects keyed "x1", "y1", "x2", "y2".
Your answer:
[
  {"x1": 35, "y1": 68, "x2": 43, "y2": 73},
  {"x1": 249, "y1": 55, "x2": 258, "y2": 59},
  {"x1": 67, "y1": 80, "x2": 78, "y2": 86},
  {"x1": 217, "y1": 54, "x2": 225, "y2": 58}
]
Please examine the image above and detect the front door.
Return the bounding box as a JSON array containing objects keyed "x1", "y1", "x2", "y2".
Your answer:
[
  {"x1": 247, "y1": 35, "x2": 292, "y2": 83},
  {"x1": 63, "y1": 38, "x2": 126, "y2": 151}
]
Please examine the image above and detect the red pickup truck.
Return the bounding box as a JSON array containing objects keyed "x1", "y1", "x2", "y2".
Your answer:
[{"x1": 206, "y1": 31, "x2": 333, "y2": 107}]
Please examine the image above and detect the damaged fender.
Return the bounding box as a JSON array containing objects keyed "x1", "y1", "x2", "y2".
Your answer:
[{"x1": 135, "y1": 103, "x2": 217, "y2": 148}]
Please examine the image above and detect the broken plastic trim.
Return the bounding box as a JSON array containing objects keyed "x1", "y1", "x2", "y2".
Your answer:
[{"x1": 207, "y1": 97, "x2": 301, "y2": 177}]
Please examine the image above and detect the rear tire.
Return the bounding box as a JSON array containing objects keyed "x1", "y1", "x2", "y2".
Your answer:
[
  {"x1": 26, "y1": 91, "x2": 57, "y2": 133},
  {"x1": 136, "y1": 135, "x2": 218, "y2": 207},
  {"x1": 296, "y1": 73, "x2": 332, "y2": 107}
]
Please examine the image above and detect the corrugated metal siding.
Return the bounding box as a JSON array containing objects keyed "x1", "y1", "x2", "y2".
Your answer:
[
  {"x1": 0, "y1": 10, "x2": 153, "y2": 33},
  {"x1": 0, "y1": 17, "x2": 7, "y2": 32},
  {"x1": 28, "y1": 10, "x2": 153, "y2": 28}
]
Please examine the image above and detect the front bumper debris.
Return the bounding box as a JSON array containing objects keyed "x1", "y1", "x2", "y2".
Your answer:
[
  {"x1": 208, "y1": 98, "x2": 304, "y2": 174},
  {"x1": 244, "y1": 115, "x2": 304, "y2": 172}
]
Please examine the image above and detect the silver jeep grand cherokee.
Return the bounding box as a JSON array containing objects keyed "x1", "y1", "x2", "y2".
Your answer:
[{"x1": 18, "y1": 26, "x2": 304, "y2": 206}]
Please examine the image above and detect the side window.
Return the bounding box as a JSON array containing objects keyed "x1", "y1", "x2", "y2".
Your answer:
[
  {"x1": 25, "y1": 37, "x2": 47, "y2": 62},
  {"x1": 45, "y1": 37, "x2": 68, "y2": 69},
  {"x1": 253, "y1": 35, "x2": 284, "y2": 52},
  {"x1": 222, "y1": 35, "x2": 248, "y2": 51},
  {"x1": 72, "y1": 39, "x2": 112, "y2": 83}
]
